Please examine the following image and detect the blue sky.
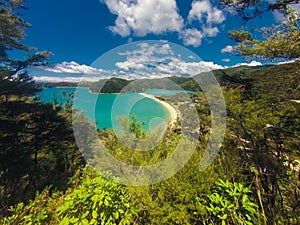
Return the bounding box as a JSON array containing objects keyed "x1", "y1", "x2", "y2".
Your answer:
[{"x1": 19, "y1": 0, "x2": 296, "y2": 82}]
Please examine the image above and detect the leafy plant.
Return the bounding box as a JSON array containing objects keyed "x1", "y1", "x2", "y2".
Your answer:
[
  {"x1": 220, "y1": 0, "x2": 300, "y2": 60},
  {"x1": 129, "y1": 115, "x2": 144, "y2": 139},
  {"x1": 57, "y1": 174, "x2": 135, "y2": 225},
  {"x1": 197, "y1": 179, "x2": 259, "y2": 225},
  {"x1": 0, "y1": 187, "x2": 53, "y2": 225}
]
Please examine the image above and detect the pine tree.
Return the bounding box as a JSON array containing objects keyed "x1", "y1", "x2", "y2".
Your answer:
[
  {"x1": 0, "y1": 0, "x2": 50, "y2": 102},
  {"x1": 219, "y1": 0, "x2": 300, "y2": 60}
]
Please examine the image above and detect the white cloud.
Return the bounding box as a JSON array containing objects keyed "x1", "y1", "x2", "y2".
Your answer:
[
  {"x1": 33, "y1": 76, "x2": 102, "y2": 83},
  {"x1": 102, "y1": 0, "x2": 184, "y2": 37},
  {"x1": 166, "y1": 58, "x2": 224, "y2": 76},
  {"x1": 188, "y1": 0, "x2": 225, "y2": 24},
  {"x1": 101, "y1": 0, "x2": 226, "y2": 47},
  {"x1": 233, "y1": 61, "x2": 262, "y2": 67},
  {"x1": 156, "y1": 44, "x2": 173, "y2": 55},
  {"x1": 277, "y1": 59, "x2": 299, "y2": 65},
  {"x1": 188, "y1": 0, "x2": 210, "y2": 22},
  {"x1": 221, "y1": 45, "x2": 234, "y2": 53},
  {"x1": 203, "y1": 26, "x2": 219, "y2": 37},
  {"x1": 180, "y1": 0, "x2": 225, "y2": 47},
  {"x1": 222, "y1": 58, "x2": 230, "y2": 62},
  {"x1": 179, "y1": 29, "x2": 203, "y2": 47},
  {"x1": 115, "y1": 60, "x2": 146, "y2": 71},
  {"x1": 31, "y1": 61, "x2": 112, "y2": 82},
  {"x1": 41, "y1": 61, "x2": 105, "y2": 75},
  {"x1": 114, "y1": 43, "x2": 224, "y2": 77},
  {"x1": 117, "y1": 42, "x2": 170, "y2": 66},
  {"x1": 31, "y1": 42, "x2": 225, "y2": 82}
]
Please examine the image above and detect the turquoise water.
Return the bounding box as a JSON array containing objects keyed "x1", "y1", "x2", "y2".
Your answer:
[{"x1": 37, "y1": 87, "x2": 170, "y2": 131}]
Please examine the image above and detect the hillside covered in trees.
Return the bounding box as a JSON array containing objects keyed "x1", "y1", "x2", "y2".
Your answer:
[
  {"x1": 77, "y1": 62, "x2": 299, "y2": 95},
  {"x1": 1, "y1": 0, "x2": 299, "y2": 224},
  {"x1": 1, "y1": 61, "x2": 299, "y2": 224}
]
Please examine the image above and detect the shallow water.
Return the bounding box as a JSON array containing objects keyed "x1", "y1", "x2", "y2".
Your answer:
[{"x1": 37, "y1": 87, "x2": 171, "y2": 131}]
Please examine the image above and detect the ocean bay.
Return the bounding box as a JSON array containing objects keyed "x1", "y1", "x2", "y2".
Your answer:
[{"x1": 37, "y1": 87, "x2": 171, "y2": 131}]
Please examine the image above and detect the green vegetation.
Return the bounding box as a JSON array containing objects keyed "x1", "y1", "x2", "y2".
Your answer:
[
  {"x1": 89, "y1": 78, "x2": 132, "y2": 93},
  {"x1": 85, "y1": 76, "x2": 200, "y2": 93},
  {"x1": 0, "y1": 100, "x2": 84, "y2": 208},
  {"x1": 1, "y1": 62, "x2": 300, "y2": 224},
  {"x1": 198, "y1": 179, "x2": 259, "y2": 225},
  {"x1": 81, "y1": 62, "x2": 298, "y2": 95},
  {"x1": 0, "y1": 0, "x2": 50, "y2": 102},
  {"x1": 219, "y1": 0, "x2": 300, "y2": 60},
  {"x1": 56, "y1": 168, "x2": 135, "y2": 225},
  {"x1": 0, "y1": 0, "x2": 299, "y2": 224}
]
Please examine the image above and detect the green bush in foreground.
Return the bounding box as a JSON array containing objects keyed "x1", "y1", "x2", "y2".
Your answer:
[
  {"x1": 0, "y1": 187, "x2": 61, "y2": 225},
  {"x1": 56, "y1": 174, "x2": 136, "y2": 225},
  {"x1": 197, "y1": 179, "x2": 259, "y2": 225},
  {"x1": 0, "y1": 168, "x2": 136, "y2": 225}
]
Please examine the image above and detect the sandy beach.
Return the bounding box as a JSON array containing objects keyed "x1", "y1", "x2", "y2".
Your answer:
[{"x1": 139, "y1": 93, "x2": 178, "y2": 129}]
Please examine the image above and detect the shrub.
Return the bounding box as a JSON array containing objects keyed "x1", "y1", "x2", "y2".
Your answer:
[
  {"x1": 57, "y1": 174, "x2": 135, "y2": 225},
  {"x1": 197, "y1": 179, "x2": 259, "y2": 225}
]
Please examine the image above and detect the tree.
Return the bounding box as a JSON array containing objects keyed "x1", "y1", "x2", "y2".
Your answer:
[
  {"x1": 219, "y1": 0, "x2": 300, "y2": 60},
  {"x1": 224, "y1": 86, "x2": 300, "y2": 224},
  {"x1": 129, "y1": 115, "x2": 144, "y2": 139},
  {"x1": 0, "y1": 0, "x2": 50, "y2": 102},
  {"x1": 0, "y1": 100, "x2": 85, "y2": 211},
  {"x1": 219, "y1": 0, "x2": 300, "y2": 19}
]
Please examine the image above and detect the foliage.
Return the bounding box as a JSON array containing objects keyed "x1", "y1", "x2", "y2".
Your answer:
[
  {"x1": 52, "y1": 93, "x2": 59, "y2": 110},
  {"x1": 197, "y1": 179, "x2": 259, "y2": 225},
  {"x1": 229, "y1": 17, "x2": 300, "y2": 60},
  {"x1": 223, "y1": 81, "x2": 300, "y2": 224},
  {"x1": 128, "y1": 115, "x2": 144, "y2": 138},
  {"x1": 115, "y1": 115, "x2": 145, "y2": 140},
  {"x1": 0, "y1": 100, "x2": 84, "y2": 213},
  {"x1": 0, "y1": 0, "x2": 50, "y2": 101},
  {"x1": 0, "y1": 167, "x2": 136, "y2": 225},
  {"x1": 87, "y1": 76, "x2": 200, "y2": 94},
  {"x1": 56, "y1": 170, "x2": 135, "y2": 225},
  {"x1": 0, "y1": 3, "x2": 80, "y2": 212},
  {"x1": 62, "y1": 91, "x2": 75, "y2": 112},
  {"x1": 219, "y1": 0, "x2": 300, "y2": 60},
  {"x1": 219, "y1": 0, "x2": 300, "y2": 19},
  {"x1": 89, "y1": 78, "x2": 131, "y2": 93},
  {"x1": 0, "y1": 46, "x2": 299, "y2": 225},
  {"x1": 0, "y1": 187, "x2": 64, "y2": 225}
]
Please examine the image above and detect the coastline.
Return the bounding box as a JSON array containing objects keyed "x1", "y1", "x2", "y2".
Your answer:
[
  {"x1": 38, "y1": 86, "x2": 178, "y2": 129},
  {"x1": 139, "y1": 93, "x2": 178, "y2": 129}
]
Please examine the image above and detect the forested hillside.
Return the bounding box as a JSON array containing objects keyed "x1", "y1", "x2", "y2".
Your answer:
[
  {"x1": 1, "y1": 0, "x2": 299, "y2": 224},
  {"x1": 76, "y1": 62, "x2": 299, "y2": 94},
  {"x1": 1, "y1": 61, "x2": 299, "y2": 224}
]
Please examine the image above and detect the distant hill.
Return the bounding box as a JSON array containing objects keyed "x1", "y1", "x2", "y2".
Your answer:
[
  {"x1": 89, "y1": 77, "x2": 131, "y2": 93},
  {"x1": 38, "y1": 61, "x2": 299, "y2": 98},
  {"x1": 85, "y1": 76, "x2": 195, "y2": 93},
  {"x1": 208, "y1": 61, "x2": 300, "y2": 102}
]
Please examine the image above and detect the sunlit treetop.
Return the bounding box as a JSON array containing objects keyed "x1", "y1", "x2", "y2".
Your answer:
[{"x1": 219, "y1": 0, "x2": 300, "y2": 60}]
